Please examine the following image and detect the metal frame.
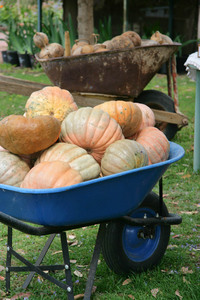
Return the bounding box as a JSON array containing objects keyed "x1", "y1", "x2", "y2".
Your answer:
[{"x1": 0, "y1": 178, "x2": 182, "y2": 299}]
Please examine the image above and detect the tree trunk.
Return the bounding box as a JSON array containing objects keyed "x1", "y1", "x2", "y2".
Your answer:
[{"x1": 77, "y1": 0, "x2": 94, "y2": 44}]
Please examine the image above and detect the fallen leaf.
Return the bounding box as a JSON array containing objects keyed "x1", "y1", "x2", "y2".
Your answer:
[
  {"x1": 122, "y1": 278, "x2": 132, "y2": 285},
  {"x1": 74, "y1": 270, "x2": 83, "y2": 277},
  {"x1": 151, "y1": 288, "x2": 159, "y2": 298},
  {"x1": 163, "y1": 194, "x2": 169, "y2": 197},
  {"x1": 167, "y1": 244, "x2": 178, "y2": 249},
  {"x1": 71, "y1": 241, "x2": 78, "y2": 247},
  {"x1": 172, "y1": 234, "x2": 182, "y2": 239},
  {"x1": 52, "y1": 250, "x2": 62, "y2": 255},
  {"x1": 181, "y1": 267, "x2": 193, "y2": 274},
  {"x1": 183, "y1": 276, "x2": 191, "y2": 284},
  {"x1": 68, "y1": 234, "x2": 76, "y2": 240},
  {"x1": 74, "y1": 294, "x2": 84, "y2": 299},
  {"x1": 180, "y1": 211, "x2": 198, "y2": 215},
  {"x1": 0, "y1": 265, "x2": 5, "y2": 272},
  {"x1": 128, "y1": 295, "x2": 135, "y2": 299},
  {"x1": 70, "y1": 259, "x2": 77, "y2": 264},
  {"x1": 10, "y1": 292, "x2": 32, "y2": 299},
  {"x1": 0, "y1": 289, "x2": 6, "y2": 297},
  {"x1": 175, "y1": 290, "x2": 183, "y2": 299},
  {"x1": 181, "y1": 174, "x2": 191, "y2": 179}
]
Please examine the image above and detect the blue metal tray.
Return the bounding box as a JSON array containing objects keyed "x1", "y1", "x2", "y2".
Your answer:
[{"x1": 0, "y1": 142, "x2": 184, "y2": 227}]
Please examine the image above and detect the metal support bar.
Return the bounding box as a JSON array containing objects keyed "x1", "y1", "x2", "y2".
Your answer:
[
  {"x1": 84, "y1": 223, "x2": 107, "y2": 300},
  {"x1": 22, "y1": 234, "x2": 56, "y2": 289},
  {"x1": 60, "y1": 231, "x2": 74, "y2": 299},
  {"x1": 121, "y1": 213, "x2": 182, "y2": 226},
  {"x1": 159, "y1": 177, "x2": 163, "y2": 216}
]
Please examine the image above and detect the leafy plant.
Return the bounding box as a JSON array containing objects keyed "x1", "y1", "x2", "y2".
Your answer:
[
  {"x1": 94, "y1": 16, "x2": 112, "y2": 42},
  {"x1": 174, "y1": 35, "x2": 200, "y2": 57}
]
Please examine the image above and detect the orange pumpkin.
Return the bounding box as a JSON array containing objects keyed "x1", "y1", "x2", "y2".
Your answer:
[
  {"x1": 35, "y1": 142, "x2": 100, "y2": 181},
  {"x1": 136, "y1": 127, "x2": 170, "y2": 165},
  {"x1": 20, "y1": 161, "x2": 82, "y2": 189},
  {"x1": 25, "y1": 86, "x2": 78, "y2": 122},
  {"x1": 60, "y1": 107, "x2": 124, "y2": 163},
  {"x1": 0, "y1": 115, "x2": 61, "y2": 155},
  {"x1": 0, "y1": 151, "x2": 30, "y2": 187},
  {"x1": 94, "y1": 101, "x2": 142, "y2": 137},
  {"x1": 101, "y1": 139, "x2": 148, "y2": 176},
  {"x1": 128, "y1": 103, "x2": 155, "y2": 139}
]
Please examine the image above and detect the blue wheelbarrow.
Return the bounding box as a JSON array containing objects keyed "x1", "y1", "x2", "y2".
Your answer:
[{"x1": 0, "y1": 142, "x2": 184, "y2": 299}]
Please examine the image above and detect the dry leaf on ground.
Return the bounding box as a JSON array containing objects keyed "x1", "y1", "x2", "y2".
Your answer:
[
  {"x1": 122, "y1": 278, "x2": 132, "y2": 285},
  {"x1": 151, "y1": 288, "x2": 159, "y2": 298},
  {"x1": 175, "y1": 290, "x2": 183, "y2": 299}
]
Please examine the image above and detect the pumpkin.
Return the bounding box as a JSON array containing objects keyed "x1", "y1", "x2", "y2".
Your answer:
[
  {"x1": 94, "y1": 101, "x2": 142, "y2": 137},
  {"x1": 0, "y1": 151, "x2": 30, "y2": 187},
  {"x1": 60, "y1": 107, "x2": 124, "y2": 163},
  {"x1": 20, "y1": 161, "x2": 82, "y2": 189},
  {"x1": 33, "y1": 32, "x2": 49, "y2": 49},
  {"x1": 136, "y1": 127, "x2": 170, "y2": 165},
  {"x1": 35, "y1": 142, "x2": 100, "y2": 181},
  {"x1": 71, "y1": 39, "x2": 90, "y2": 54},
  {"x1": 101, "y1": 139, "x2": 148, "y2": 176},
  {"x1": 39, "y1": 43, "x2": 65, "y2": 59},
  {"x1": 0, "y1": 115, "x2": 61, "y2": 155},
  {"x1": 128, "y1": 103, "x2": 155, "y2": 139},
  {"x1": 25, "y1": 86, "x2": 78, "y2": 122},
  {"x1": 121, "y1": 31, "x2": 141, "y2": 46},
  {"x1": 109, "y1": 35, "x2": 134, "y2": 50}
]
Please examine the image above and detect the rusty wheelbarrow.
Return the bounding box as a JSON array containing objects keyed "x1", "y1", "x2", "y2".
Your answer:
[{"x1": 36, "y1": 42, "x2": 188, "y2": 140}]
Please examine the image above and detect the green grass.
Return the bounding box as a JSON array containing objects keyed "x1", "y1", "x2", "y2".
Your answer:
[{"x1": 0, "y1": 67, "x2": 199, "y2": 299}]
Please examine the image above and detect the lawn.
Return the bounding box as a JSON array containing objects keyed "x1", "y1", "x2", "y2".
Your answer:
[{"x1": 0, "y1": 65, "x2": 199, "y2": 300}]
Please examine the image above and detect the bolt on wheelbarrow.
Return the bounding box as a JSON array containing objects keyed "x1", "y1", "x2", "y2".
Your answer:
[{"x1": 0, "y1": 142, "x2": 184, "y2": 299}]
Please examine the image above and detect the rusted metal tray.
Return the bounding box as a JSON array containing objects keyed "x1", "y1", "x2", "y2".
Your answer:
[{"x1": 36, "y1": 43, "x2": 181, "y2": 98}]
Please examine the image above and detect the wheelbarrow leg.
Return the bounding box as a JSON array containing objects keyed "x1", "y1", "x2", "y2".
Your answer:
[
  {"x1": 60, "y1": 231, "x2": 74, "y2": 300},
  {"x1": 84, "y1": 223, "x2": 106, "y2": 300},
  {"x1": 6, "y1": 226, "x2": 12, "y2": 293},
  {"x1": 22, "y1": 233, "x2": 56, "y2": 289}
]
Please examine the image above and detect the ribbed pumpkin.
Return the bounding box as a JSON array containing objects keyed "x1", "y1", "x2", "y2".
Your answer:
[
  {"x1": 0, "y1": 151, "x2": 30, "y2": 187},
  {"x1": 20, "y1": 161, "x2": 82, "y2": 189},
  {"x1": 101, "y1": 139, "x2": 148, "y2": 176},
  {"x1": 25, "y1": 86, "x2": 78, "y2": 122},
  {"x1": 35, "y1": 142, "x2": 100, "y2": 181},
  {"x1": 94, "y1": 101, "x2": 142, "y2": 138},
  {"x1": 60, "y1": 107, "x2": 124, "y2": 163},
  {"x1": 128, "y1": 103, "x2": 156, "y2": 139},
  {"x1": 0, "y1": 115, "x2": 61, "y2": 155},
  {"x1": 136, "y1": 127, "x2": 170, "y2": 165}
]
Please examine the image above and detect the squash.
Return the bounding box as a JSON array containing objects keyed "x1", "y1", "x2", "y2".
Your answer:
[
  {"x1": 94, "y1": 101, "x2": 142, "y2": 137},
  {"x1": 60, "y1": 107, "x2": 124, "y2": 163},
  {"x1": 25, "y1": 86, "x2": 78, "y2": 122},
  {"x1": 39, "y1": 43, "x2": 65, "y2": 59},
  {"x1": 128, "y1": 103, "x2": 155, "y2": 139},
  {"x1": 101, "y1": 139, "x2": 148, "y2": 176},
  {"x1": 20, "y1": 161, "x2": 82, "y2": 189},
  {"x1": 33, "y1": 32, "x2": 49, "y2": 49},
  {"x1": 121, "y1": 31, "x2": 141, "y2": 46},
  {"x1": 0, "y1": 115, "x2": 61, "y2": 155},
  {"x1": 35, "y1": 142, "x2": 100, "y2": 181},
  {"x1": 0, "y1": 151, "x2": 30, "y2": 187},
  {"x1": 109, "y1": 35, "x2": 134, "y2": 50},
  {"x1": 136, "y1": 127, "x2": 170, "y2": 165}
]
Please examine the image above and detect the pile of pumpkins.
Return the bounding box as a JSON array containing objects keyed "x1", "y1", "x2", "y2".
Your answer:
[{"x1": 0, "y1": 86, "x2": 170, "y2": 189}]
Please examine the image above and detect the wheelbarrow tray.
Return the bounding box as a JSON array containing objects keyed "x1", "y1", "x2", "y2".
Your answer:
[
  {"x1": 0, "y1": 142, "x2": 184, "y2": 227},
  {"x1": 36, "y1": 43, "x2": 181, "y2": 98}
]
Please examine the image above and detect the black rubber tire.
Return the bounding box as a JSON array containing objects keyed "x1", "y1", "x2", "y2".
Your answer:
[
  {"x1": 135, "y1": 89, "x2": 178, "y2": 140},
  {"x1": 102, "y1": 192, "x2": 170, "y2": 275}
]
